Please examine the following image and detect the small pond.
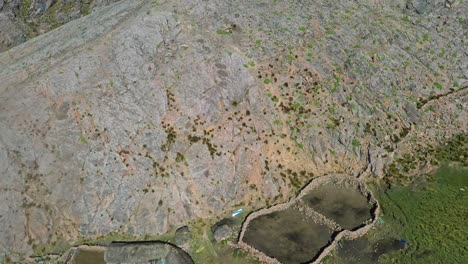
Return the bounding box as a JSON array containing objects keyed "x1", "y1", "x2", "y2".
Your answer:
[
  {"x1": 243, "y1": 207, "x2": 333, "y2": 263},
  {"x1": 302, "y1": 182, "x2": 373, "y2": 230},
  {"x1": 75, "y1": 248, "x2": 105, "y2": 264},
  {"x1": 241, "y1": 177, "x2": 375, "y2": 263}
]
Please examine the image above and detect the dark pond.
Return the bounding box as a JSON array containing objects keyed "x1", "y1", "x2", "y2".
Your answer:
[
  {"x1": 302, "y1": 182, "x2": 373, "y2": 230},
  {"x1": 242, "y1": 181, "x2": 374, "y2": 263},
  {"x1": 75, "y1": 248, "x2": 105, "y2": 264},
  {"x1": 243, "y1": 206, "x2": 333, "y2": 263},
  {"x1": 336, "y1": 237, "x2": 405, "y2": 264}
]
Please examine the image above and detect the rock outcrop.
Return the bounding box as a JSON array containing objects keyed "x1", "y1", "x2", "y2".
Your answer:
[
  {"x1": 0, "y1": 0, "x2": 466, "y2": 261},
  {"x1": 174, "y1": 226, "x2": 191, "y2": 251}
]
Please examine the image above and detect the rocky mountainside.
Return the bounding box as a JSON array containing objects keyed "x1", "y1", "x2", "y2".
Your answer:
[
  {"x1": 0, "y1": 0, "x2": 466, "y2": 261},
  {"x1": 0, "y1": 0, "x2": 119, "y2": 52}
]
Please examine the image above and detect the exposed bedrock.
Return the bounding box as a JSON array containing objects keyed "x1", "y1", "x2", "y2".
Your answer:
[{"x1": 0, "y1": 0, "x2": 466, "y2": 261}]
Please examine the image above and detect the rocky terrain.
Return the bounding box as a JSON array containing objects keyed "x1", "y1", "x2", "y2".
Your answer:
[
  {"x1": 0, "y1": 0, "x2": 466, "y2": 262},
  {"x1": 0, "y1": 0, "x2": 119, "y2": 52}
]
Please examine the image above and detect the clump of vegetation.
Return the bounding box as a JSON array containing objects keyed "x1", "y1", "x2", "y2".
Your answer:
[
  {"x1": 432, "y1": 134, "x2": 466, "y2": 165},
  {"x1": 80, "y1": 1, "x2": 91, "y2": 15},
  {"x1": 40, "y1": 2, "x2": 64, "y2": 29},
  {"x1": 80, "y1": 136, "x2": 88, "y2": 144},
  {"x1": 216, "y1": 29, "x2": 231, "y2": 35},
  {"x1": 202, "y1": 137, "x2": 219, "y2": 158},
  {"x1": 352, "y1": 139, "x2": 361, "y2": 147},
  {"x1": 216, "y1": 25, "x2": 237, "y2": 35},
  {"x1": 62, "y1": 2, "x2": 77, "y2": 15},
  {"x1": 161, "y1": 126, "x2": 177, "y2": 151},
  {"x1": 433, "y1": 82, "x2": 443, "y2": 89},
  {"x1": 386, "y1": 133, "x2": 467, "y2": 184},
  {"x1": 188, "y1": 135, "x2": 201, "y2": 143},
  {"x1": 20, "y1": 0, "x2": 32, "y2": 21},
  {"x1": 175, "y1": 152, "x2": 185, "y2": 163}
]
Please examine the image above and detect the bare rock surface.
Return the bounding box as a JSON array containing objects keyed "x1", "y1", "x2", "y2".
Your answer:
[
  {"x1": 213, "y1": 224, "x2": 234, "y2": 243},
  {"x1": 0, "y1": 0, "x2": 466, "y2": 261},
  {"x1": 0, "y1": 0, "x2": 120, "y2": 52},
  {"x1": 174, "y1": 226, "x2": 191, "y2": 251}
]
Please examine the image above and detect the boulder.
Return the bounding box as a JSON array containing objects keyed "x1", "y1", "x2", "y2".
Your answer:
[
  {"x1": 404, "y1": 102, "x2": 420, "y2": 124},
  {"x1": 174, "y1": 226, "x2": 191, "y2": 250},
  {"x1": 406, "y1": 0, "x2": 444, "y2": 14},
  {"x1": 105, "y1": 242, "x2": 194, "y2": 264},
  {"x1": 213, "y1": 224, "x2": 234, "y2": 242}
]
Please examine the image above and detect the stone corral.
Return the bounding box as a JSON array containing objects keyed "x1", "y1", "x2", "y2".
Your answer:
[{"x1": 237, "y1": 174, "x2": 379, "y2": 263}]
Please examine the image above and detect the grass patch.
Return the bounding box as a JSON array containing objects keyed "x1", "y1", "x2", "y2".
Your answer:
[
  {"x1": 352, "y1": 139, "x2": 361, "y2": 147},
  {"x1": 81, "y1": 1, "x2": 91, "y2": 15},
  {"x1": 216, "y1": 29, "x2": 232, "y2": 35},
  {"x1": 386, "y1": 133, "x2": 467, "y2": 183},
  {"x1": 327, "y1": 164, "x2": 467, "y2": 264},
  {"x1": 376, "y1": 165, "x2": 467, "y2": 264},
  {"x1": 20, "y1": 0, "x2": 32, "y2": 21}
]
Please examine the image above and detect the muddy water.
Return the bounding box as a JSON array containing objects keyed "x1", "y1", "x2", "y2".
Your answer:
[
  {"x1": 335, "y1": 237, "x2": 405, "y2": 264},
  {"x1": 302, "y1": 183, "x2": 372, "y2": 230},
  {"x1": 241, "y1": 180, "x2": 374, "y2": 263},
  {"x1": 243, "y1": 207, "x2": 333, "y2": 263},
  {"x1": 75, "y1": 248, "x2": 105, "y2": 264}
]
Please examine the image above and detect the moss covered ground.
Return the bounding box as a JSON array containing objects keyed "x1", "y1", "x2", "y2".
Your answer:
[
  {"x1": 325, "y1": 164, "x2": 467, "y2": 264},
  {"x1": 377, "y1": 165, "x2": 467, "y2": 264}
]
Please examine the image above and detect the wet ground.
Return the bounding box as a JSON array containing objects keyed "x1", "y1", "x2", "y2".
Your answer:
[
  {"x1": 302, "y1": 183, "x2": 373, "y2": 230},
  {"x1": 335, "y1": 237, "x2": 405, "y2": 264},
  {"x1": 243, "y1": 207, "x2": 333, "y2": 263}
]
